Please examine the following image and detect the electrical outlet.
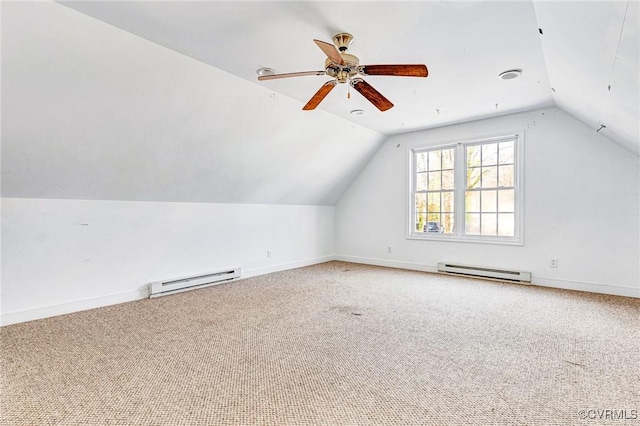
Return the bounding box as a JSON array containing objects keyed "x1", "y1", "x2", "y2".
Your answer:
[
  {"x1": 388, "y1": 246, "x2": 392, "y2": 253},
  {"x1": 550, "y1": 259, "x2": 558, "y2": 268},
  {"x1": 267, "y1": 250, "x2": 272, "y2": 258}
]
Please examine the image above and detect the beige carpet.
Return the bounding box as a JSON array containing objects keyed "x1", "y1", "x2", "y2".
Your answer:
[{"x1": 1, "y1": 261, "x2": 639, "y2": 425}]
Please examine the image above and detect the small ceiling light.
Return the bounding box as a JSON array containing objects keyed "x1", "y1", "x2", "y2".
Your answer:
[
  {"x1": 256, "y1": 67, "x2": 276, "y2": 77},
  {"x1": 350, "y1": 109, "x2": 365, "y2": 115},
  {"x1": 498, "y1": 69, "x2": 522, "y2": 80}
]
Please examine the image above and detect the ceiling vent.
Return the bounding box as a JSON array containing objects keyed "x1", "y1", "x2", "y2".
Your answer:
[{"x1": 499, "y1": 69, "x2": 522, "y2": 80}]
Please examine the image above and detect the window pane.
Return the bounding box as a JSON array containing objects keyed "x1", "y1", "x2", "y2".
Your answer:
[
  {"x1": 499, "y1": 142, "x2": 514, "y2": 164},
  {"x1": 416, "y1": 213, "x2": 426, "y2": 231},
  {"x1": 442, "y1": 170, "x2": 455, "y2": 190},
  {"x1": 428, "y1": 151, "x2": 441, "y2": 171},
  {"x1": 466, "y1": 213, "x2": 480, "y2": 234},
  {"x1": 466, "y1": 191, "x2": 480, "y2": 212},
  {"x1": 481, "y1": 213, "x2": 497, "y2": 235},
  {"x1": 498, "y1": 213, "x2": 515, "y2": 236},
  {"x1": 467, "y1": 167, "x2": 481, "y2": 189},
  {"x1": 442, "y1": 213, "x2": 455, "y2": 234},
  {"x1": 415, "y1": 193, "x2": 427, "y2": 212},
  {"x1": 482, "y1": 166, "x2": 498, "y2": 188},
  {"x1": 416, "y1": 172, "x2": 428, "y2": 191},
  {"x1": 482, "y1": 143, "x2": 498, "y2": 166},
  {"x1": 427, "y1": 213, "x2": 440, "y2": 223},
  {"x1": 442, "y1": 148, "x2": 455, "y2": 169},
  {"x1": 428, "y1": 193, "x2": 440, "y2": 212},
  {"x1": 481, "y1": 190, "x2": 497, "y2": 212},
  {"x1": 428, "y1": 171, "x2": 441, "y2": 190},
  {"x1": 498, "y1": 165, "x2": 514, "y2": 187},
  {"x1": 498, "y1": 190, "x2": 514, "y2": 212},
  {"x1": 467, "y1": 146, "x2": 481, "y2": 167},
  {"x1": 442, "y1": 191, "x2": 455, "y2": 212},
  {"x1": 416, "y1": 153, "x2": 428, "y2": 172}
]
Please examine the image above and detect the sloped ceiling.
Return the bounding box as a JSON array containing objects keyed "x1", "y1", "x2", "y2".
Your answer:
[
  {"x1": 534, "y1": 0, "x2": 639, "y2": 155},
  {"x1": 58, "y1": 0, "x2": 555, "y2": 135},
  {"x1": 2, "y1": 1, "x2": 638, "y2": 207},
  {"x1": 1, "y1": 1, "x2": 385, "y2": 205},
  {"x1": 56, "y1": 0, "x2": 638, "y2": 154}
]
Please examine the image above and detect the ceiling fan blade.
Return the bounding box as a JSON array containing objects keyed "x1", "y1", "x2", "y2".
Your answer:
[
  {"x1": 258, "y1": 70, "x2": 326, "y2": 81},
  {"x1": 359, "y1": 64, "x2": 428, "y2": 77},
  {"x1": 313, "y1": 39, "x2": 345, "y2": 66},
  {"x1": 350, "y1": 78, "x2": 394, "y2": 111},
  {"x1": 303, "y1": 80, "x2": 337, "y2": 110}
]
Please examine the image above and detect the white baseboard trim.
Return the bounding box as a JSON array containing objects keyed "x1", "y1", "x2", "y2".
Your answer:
[
  {"x1": 335, "y1": 255, "x2": 639, "y2": 298},
  {"x1": 532, "y1": 277, "x2": 639, "y2": 298},
  {"x1": 1, "y1": 288, "x2": 148, "y2": 327},
  {"x1": 242, "y1": 255, "x2": 337, "y2": 278},
  {"x1": 1, "y1": 255, "x2": 337, "y2": 327},
  {"x1": 335, "y1": 255, "x2": 439, "y2": 273},
  {"x1": 4, "y1": 255, "x2": 636, "y2": 326}
]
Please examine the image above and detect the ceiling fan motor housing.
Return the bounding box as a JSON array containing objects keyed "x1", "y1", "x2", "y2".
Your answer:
[
  {"x1": 322, "y1": 32, "x2": 358, "y2": 83},
  {"x1": 325, "y1": 52, "x2": 359, "y2": 83}
]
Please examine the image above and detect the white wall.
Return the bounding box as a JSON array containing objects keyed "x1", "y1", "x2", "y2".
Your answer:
[
  {"x1": 1, "y1": 1, "x2": 372, "y2": 326},
  {"x1": 336, "y1": 107, "x2": 640, "y2": 297},
  {"x1": 1, "y1": 198, "x2": 335, "y2": 325}
]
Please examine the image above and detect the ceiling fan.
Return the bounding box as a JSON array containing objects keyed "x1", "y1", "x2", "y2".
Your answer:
[{"x1": 257, "y1": 33, "x2": 428, "y2": 112}]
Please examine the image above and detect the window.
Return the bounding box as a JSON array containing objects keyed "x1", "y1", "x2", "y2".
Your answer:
[{"x1": 410, "y1": 134, "x2": 522, "y2": 244}]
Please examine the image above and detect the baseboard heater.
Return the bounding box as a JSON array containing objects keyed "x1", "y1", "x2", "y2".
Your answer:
[
  {"x1": 437, "y1": 262, "x2": 531, "y2": 283},
  {"x1": 148, "y1": 267, "x2": 241, "y2": 298}
]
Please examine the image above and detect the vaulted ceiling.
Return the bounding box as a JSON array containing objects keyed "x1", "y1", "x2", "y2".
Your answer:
[
  {"x1": 58, "y1": 0, "x2": 639, "y2": 154},
  {"x1": 2, "y1": 1, "x2": 638, "y2": 207}
]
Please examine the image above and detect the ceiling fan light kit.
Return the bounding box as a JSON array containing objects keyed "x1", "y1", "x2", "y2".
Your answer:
[{"x1": 258, "y1": 33, "x2": 428, "y2": 111}]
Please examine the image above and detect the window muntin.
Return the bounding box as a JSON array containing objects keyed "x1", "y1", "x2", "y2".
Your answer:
[
  {"x1": 465, "y1": 140, "x2": 516, "y2": 237},
  {"x1": 410, "y1": 135, "x2": 522, "y2": 244},
  {"x1": 414, "y1": 148, "x2": 455, "y2": 234}
]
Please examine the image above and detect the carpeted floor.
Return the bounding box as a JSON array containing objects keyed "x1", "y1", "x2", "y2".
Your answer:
[{"x1": 1, "y1": 261, "x2": 639, "y2": 425}]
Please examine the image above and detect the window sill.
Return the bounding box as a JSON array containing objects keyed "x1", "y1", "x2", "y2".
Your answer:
[{"x1": 407, "y1": 233, "x2": 524, "y2": 246}]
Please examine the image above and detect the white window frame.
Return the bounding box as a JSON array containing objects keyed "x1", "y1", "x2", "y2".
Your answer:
[{"x1": 407, "y1": 132, "x2": 524, "y2": 245}]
